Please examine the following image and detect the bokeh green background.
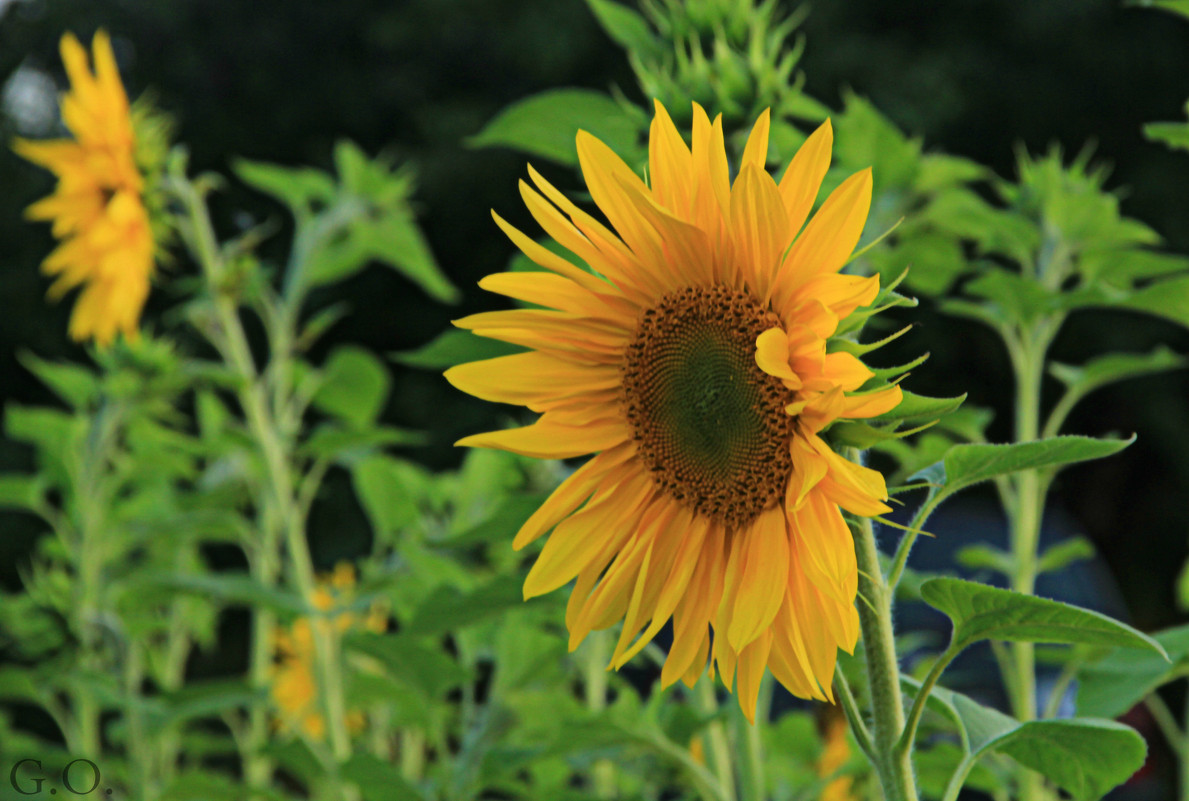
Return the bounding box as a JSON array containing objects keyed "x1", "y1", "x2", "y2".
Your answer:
[{"x1": 2, "y1": 0, "x2": 1188, "y2": 748}]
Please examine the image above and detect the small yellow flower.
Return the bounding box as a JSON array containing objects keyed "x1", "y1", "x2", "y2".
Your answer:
[
  {"x1": 270, "y1": 564, "x2": 385, "y2": 740},
  {"x1": 14, "y1": 30, "x2": 154, "y2": 345},
  {"x1": 818, "y1": 713, "x2": 858, "y2": 801},
  {"x1": 447, "y1": 100, "x2": 901, "y2": 721}
]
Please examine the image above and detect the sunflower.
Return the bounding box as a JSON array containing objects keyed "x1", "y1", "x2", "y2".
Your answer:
[
  {"x1": 13, "y1": 30, "x2": 154, "y2": 346},
  {"x1": 271, "y1": 564, "x2": 385, "y2": 740},
  {"x1": 447, "y1": 101, "x2": 902, "y2": 720}
]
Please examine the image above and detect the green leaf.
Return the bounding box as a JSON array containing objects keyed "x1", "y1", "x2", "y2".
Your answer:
[
  {"x1": 1077, "y1": 623, "x2": 1189, "y2": 718},
  {"x1": 1145, "y1": 120, "x2": 1189, "y2": 151},
  {"x1": 300, "y1": 424, "x2": 425, "y2": 463},
  {"x1": 954, "y1": 544, "x2": 1016, "y2": 575},
  {"x1": 0, "y1": 473, "x2": 42, "y2": 511},
  {"x1": 1118, "y1": 274, "x2": 1189, "y2": 328},
  {"x1": 18, "y1": 353, "x2": 97, "y2": 408},
  {"x1": 905, "y1": 678, "x2": 1147, "y2": 801},
  {"x1": 361, "y1": 215, "x2": 460, "y2": 303},
  {"x1": 351, "y1": 455, "x2": 429, "y2": 535},
  {"x1": 921, "y1": 577, "x2": 1166, "y2": 655},
  {"x1": 1050, "y1": 346, "x2": 1187, "y2": 402},
  {"x1": 448, "y1": 492, "x2": 550, "y2": 546},
  {"x1": 342, "y1": 753, "x2": 428, "y2": 801},
  {"x1": 147, "y1": 573, "x2": 307, "y2": 614},
  {"x1": 913, "y1": 435, "x2": 1135, "y2": 505},
  {"x1": 392, "y1": 328, "x2": 524, "y2": 370},
  {"x1": 1132, "y1": 0, "x2": 1189, "y2": 22},
  {"x1": 345, "y1": 631, "x2": 470, "y2": 699},
  {"x1": 468, "y1": 89, "x2": 639, "y2": 166},
  {"x1": 871, "y1": 391, "x2": 966, "y2": 425},
  {"x1": 233, "y1": 159, "x2": 336, "y2": 213},
  {"x1": 405, "y1": 573, "x2": 527, "y2": 636},
  {"x1": 311, "y1": 346, "x2": 391, "y2": 426},
  {"x1": 1036, "y1": 536, "x2": 1096, "y2": 574},
  {"x1": 585, "y1": 0, "x2": 660, "y2": 57}
]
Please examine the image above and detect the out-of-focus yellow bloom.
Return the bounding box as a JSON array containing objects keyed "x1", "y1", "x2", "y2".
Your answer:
[
  {"x1": 271, "y1": 564, "x2": 386, "y2": 741},
  {"x1": 13, "y1": 30, "x2": 154, "y2": 345},
  {"x1": 818, "y1": 713, "x2": 857, "y2": 801}
]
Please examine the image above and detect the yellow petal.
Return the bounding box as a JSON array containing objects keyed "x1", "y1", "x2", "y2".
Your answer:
[
  {"x1": 513, "y1": 444, "x2": 636, "y2": 549},
  {"x1": 787, "y1": 490, "x2": 857, "y2": 604},
  {"x1": 841, "y1": 384, "x2": 903, "y2": 420},
  {"x1": 648, "y1": 99, "x2": 694, "y2": 214},
  {"x1": 787, "y1": 168, "x2": 872, "y2": 280},
  {"x1": 735, "y1": 628, "x2": 773, "y2": 724},
  {"x1": 576, "y1": 129, "x2": 666, "y2": 272},
  {"x1": 456, "y1": 414, "x2": 629, "y2": 460},
  {"x1": 739, "y1": 108, "x2": 771, "y2": 174},
  {"x1": 755, "y1": 327, "x2": 797, "y2": 382},
  {"x1": 490, "y1": 210, "x2": 608, "y2": 294},
  {"x1": 523, "y1": 472, "x2": 653, "y2": 598},
  {"x1": 445, "y1": 351, "x2": 619, "y2": 406},
  {"x1": 611, "y1": 508, "x2": 709, "y2": 667},
  {"x1": 730, "y1": 164, "x2": 789, "y2": 296},
  {"x1": 778, "y1": 118, "x2": 832, "y2": 236},
  {"x1": 727, "y1": 506, "x2": 790, "y2": 650},
  {"x1": 661, "y1": 524, "x2": 725, "y2": 688},
  {"x1": 821, "y1": 351, "x2": 874, "y2": 392},
  {"x1": 786, "y1": 435, "x2": 828, "y2": 510}
]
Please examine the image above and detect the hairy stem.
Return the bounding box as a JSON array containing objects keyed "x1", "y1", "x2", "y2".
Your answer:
[{"x1": 852, "y1": 513, "x2": 918, "y2": 801}]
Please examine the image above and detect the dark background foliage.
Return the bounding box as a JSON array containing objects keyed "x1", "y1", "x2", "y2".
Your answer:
[{"x1": 2, "y1": 0, "x2": 1188, "y2": 732}]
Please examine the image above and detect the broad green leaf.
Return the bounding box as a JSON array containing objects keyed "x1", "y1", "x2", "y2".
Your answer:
[
  {"x1": 448, "y1": 492, "x2": 550, "y2": 546},
  {"x1": 1050, "y1": 347, "x2": 1187, "y2": 401},
  {"x1": 1077, "y1": 624, "x2": 1189, "y2": 718},
  {"x1": 467, "y1": 89, "x2": 639, "y2": 166},
  {"x1": 311, "y1": 346, "x2": 390, "y2": 426},
  {"x1": 351, "y1": 455, "x2": 428, "y2": 535},
  {"x1": 18, "y1": 353, "x2": 97, "y2": 408},
  {"x1": 913, "y1": 435, "x2": 1135, "y2": 504},
  {"x1": 962, "y1": 268, "x2": 1055, "y2": 326},
  {"x1": 1118, "y1": 274, "x2": 1189, "y2": 328},
  {"x1": 233, "y1": 159, "x2": 335, "y2": 213},
  {"x1": 921, "y1": 577, "x2": 1166, "y2": 655},
  {"x1": 342, "y1": 753, "x2": 428, "y2": 801},
  {"x1": 905, "y1": 677, "x2": 1147, "y2": 801},
  {"x1": 361, "y1": 215, "x2": 460, "y2": 303},
  {"x1": 345, "y1": 631, "x2": 470, "y2": 698},
  {"x1": 405, "y1": 573, "x2": 527, "y2": 636},
  {"x1": 585, "y1": 0, "x2": 660, "y2": 57}
]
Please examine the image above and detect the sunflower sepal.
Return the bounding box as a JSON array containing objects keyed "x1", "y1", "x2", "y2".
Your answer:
[
  {"x1": 832, "y1": 268, "x2": 916, "y2": 339},
  {"x1": 827, "y1": 419, "x2": 942, "y2": 450}
]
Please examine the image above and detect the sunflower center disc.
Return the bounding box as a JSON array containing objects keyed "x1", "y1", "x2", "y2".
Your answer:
[{"x1": 622, "y1": 285, "x2": 795, "y2": 528}]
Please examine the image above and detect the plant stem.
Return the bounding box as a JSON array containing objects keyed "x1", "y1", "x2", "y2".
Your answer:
[
  {"x1": 833, "y1": 664, "x2": 875, "y2": 760},
  {"x1": 584, "y1": 630, "x2": 617, "y2": 799},
  {"x1": 177, "y1": 176, "x2": 355, "y2": 799},
  {"x1": 851, "y1": 513, "x2": 919, "y2": 801},
  {"x1": 732, "y1": 675, "x2": 768, "y2": 801},
  {"x1": 1005, "y1": 324, "x2": 1054, "y2": 801},
  {"x1": 694, "y1": 679, "x2": 737, "y2": 801}
]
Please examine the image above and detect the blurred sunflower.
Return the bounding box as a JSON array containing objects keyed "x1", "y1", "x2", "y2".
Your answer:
[
  {"x1": 13, "y1": 30, "x2": 155, "y2": 346},
  {"x1": 271, "y1": 564, "x2": 385, "y2": 741},
  {"x1": 447, "y1": 100, "x2": 901, "y2": 719}
]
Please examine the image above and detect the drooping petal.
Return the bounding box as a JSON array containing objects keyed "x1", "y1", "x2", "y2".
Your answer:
[{"x1": 726, "y1": 506, "x2": 791, "y2": 650}]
